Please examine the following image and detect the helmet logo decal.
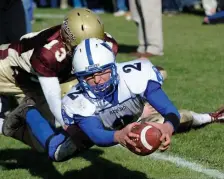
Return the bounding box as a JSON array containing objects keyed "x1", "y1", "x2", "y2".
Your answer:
[
  {"x1": 85, "y1": 64, "x2": 100, "y2": 71},
  {"x1": 62, "y1": 18, "x2": 76, "y2": 41}
]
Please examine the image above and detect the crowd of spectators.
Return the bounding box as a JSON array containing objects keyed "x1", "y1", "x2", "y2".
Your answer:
[
  {"x1": 19, "y1": 0, "x2": 224, "y2": 58},
  {"x1": 27, "y1": 0, "x2": 224, "y2": 23}
]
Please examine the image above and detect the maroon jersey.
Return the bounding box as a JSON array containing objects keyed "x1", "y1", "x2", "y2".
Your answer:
[
  {"x1": 0, "y1": 26, "x2": 118, "y2": 84},
  {"x1": 0, "y1": 25, "x2": 72, "y2": 83},
  {"x1": 30, "y1": 27, "x2": 72, "y2": 81}
]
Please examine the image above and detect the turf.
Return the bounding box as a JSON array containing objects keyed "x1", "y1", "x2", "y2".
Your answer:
[{"x1": 0, "y1": 8, "x2": 223, "y2": 179}]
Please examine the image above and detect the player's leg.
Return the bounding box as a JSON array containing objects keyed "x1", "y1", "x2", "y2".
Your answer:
[
  {"x1": 140, "y1": 109, "x2": 193, "y2": 132},
  {"x1": 155, "y1": 66, "x2": 167, "y2": 81},
  {"x1": 210, "y1": 106, "x2": 224, "y2": 122},
  {"x1": 2, "y1": 96, "x2": 93, "y2": 161},
  {"x1": 190, "y1": 106, "x2": 224, "y2": 125},
  {"x1": 178, "y1": 107, "x2": 224, "y2": 128},
  {"x1": 26, "y1": 108, "x2": 93, "y2": 161},
  {"x1": 0, "y1": 55, "x2": 25, "y2": 95},
  {"x1": 141, "y1": 107, "x2": 224, "y2": 133},
  {"x1": 0, "y1": 96, "x2": 8, "y2": 134},
  {"x1": 140, "y1": 106, "x2": 199, "y2": 132}
]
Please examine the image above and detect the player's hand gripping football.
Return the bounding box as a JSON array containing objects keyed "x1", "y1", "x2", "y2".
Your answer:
[
  {"x1": 114, "y1": 122, "x2": 141, "y2": 152},
  {"x1": 145, "y1": 122, "x2": 174, "y2": 151}
]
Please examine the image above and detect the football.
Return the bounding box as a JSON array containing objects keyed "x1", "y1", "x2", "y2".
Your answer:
[{"x1": 127, "y1": 123, "x2": 162, "y2": 156}]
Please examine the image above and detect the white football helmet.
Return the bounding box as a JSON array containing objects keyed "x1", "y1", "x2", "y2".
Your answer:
[{"x1": 72, "y1": 38, "x2": 119, "y2": 99}]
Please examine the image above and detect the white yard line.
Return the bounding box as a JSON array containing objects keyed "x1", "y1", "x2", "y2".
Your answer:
[
  {"x1": 150, "y1": 153, "x2": 224, "y2": 179},
  {"x1": 117, "y1": 145, "x2": 224, "y2": 179},
  {"x1": 34, "y1": 13, "x2": 65, "y2": 19}
]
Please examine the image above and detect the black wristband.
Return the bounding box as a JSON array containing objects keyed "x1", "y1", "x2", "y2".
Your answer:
[{"x1": 164, "y1": 113, "x2": 180, "y2": 131}]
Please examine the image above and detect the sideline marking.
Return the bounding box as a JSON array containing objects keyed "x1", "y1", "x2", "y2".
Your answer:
[{"x1": 117, "y1": 145, "x2": 224, "y2": 179}]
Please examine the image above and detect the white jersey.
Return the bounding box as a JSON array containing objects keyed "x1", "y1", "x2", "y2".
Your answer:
[{"x1": 62, "y1": 59, "x2": 163, "y2": 130}]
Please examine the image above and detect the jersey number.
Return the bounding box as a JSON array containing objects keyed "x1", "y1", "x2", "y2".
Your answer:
[
  {"x1": 122, "y1": 62, "x2": 141, "y2": 73},
  {"x1": 44, "y1": 40, "x2": 66, "y2": 62},
  {"x1": 67, "y1": 93, "x2": 78, "y2": 100},
  {"x1": 67, "y1": 90, "x2": 82, "y2": 100}
]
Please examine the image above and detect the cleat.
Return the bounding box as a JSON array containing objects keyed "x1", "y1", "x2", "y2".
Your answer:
[
  {"x1": 209, "y1": 106, "x2": 224, "y2": 123},
  {"x1": 3, "y1": 97, "x2": 36, "y2": 136},
  {"x1": 12, "y1": 97, "x2": 36, "y2": 120}
]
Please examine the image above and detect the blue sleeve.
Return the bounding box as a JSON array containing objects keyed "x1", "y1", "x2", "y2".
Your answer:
[
  {"x1": 74, "y1": 115, "x2": 117, "y2": 147},
  {"x1": 144, "y1": 81, "x2": 180, "y2": 129}
]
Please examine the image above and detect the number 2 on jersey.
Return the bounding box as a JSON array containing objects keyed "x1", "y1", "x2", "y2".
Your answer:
[
  {"x1": 122, "y1": 62, "x2": 141, "y2": 73},
  {"x1": 44, "y1": 40, "x2": 66, "y2": 62}
]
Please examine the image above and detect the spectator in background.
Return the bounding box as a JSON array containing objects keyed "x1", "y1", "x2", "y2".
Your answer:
[
  {"x1": 0, "y1": 0, "x2": 27, "y2": 129},
  {"x1": 50, "y1": 0, "x2": 58, "y2": 8},
  {"x1": 202, "y1": 0, "x2": 217, "y2": 16},
  {"x1": 203, "y1": 0, "x2": 224, "y2": 24},
  {"x1": 72, "y1": 0, "x2": 87, "y2": 8},
  {"x1": 39, "y1": 0, "x2": 58, "y2": 8},
  {"x1": 163, "y1": 0, "x2": 180, "y2": 15},
  {"x1": 180, "y1": 0, "x2": 201, "y2": 10},
  {"x1": 86, "y1": 0, "x2": 105, "y2": 14},
  {"x1": 22, "y1": 0, "x2": 33, "y2": 33},
  {"x1": 129, "y1": 0, "x2": 163, "y2": 57},
  {"x1": 39, "y1": 0, "x2": 47, "y2": 7},
  {"x1": 113, "y1": 0, "x2": 128, "y2": 16},
  {"x1": 0, "y1": 0, "x2": 26, "y2": 43},
  {"x1": 60, "y1": 0, "x2": 68, "y2": 9},
  {"x1": 162, "y1": 0, "x2": 201, "y2": 16}
]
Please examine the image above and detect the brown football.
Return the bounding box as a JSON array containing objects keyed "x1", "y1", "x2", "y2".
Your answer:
[{"x1": 127, "y1": 124, "x2": 162, "y2": 156}]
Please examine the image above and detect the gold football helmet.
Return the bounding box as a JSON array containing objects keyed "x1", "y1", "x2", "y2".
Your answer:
[
  {"x1": 61, "y1": 8, "x2": 104, "y2": 51},
  {"x1": 60, "y1": 79, "x2": 78, "y2": 97}
]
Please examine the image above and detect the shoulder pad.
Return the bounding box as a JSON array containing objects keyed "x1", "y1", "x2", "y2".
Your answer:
[
  {"x1": 117, "y1": 59, "x2": 163, "y2": 94},
  {"x1": 62, "y1": 86, "x2": 96, "y2": 118}
]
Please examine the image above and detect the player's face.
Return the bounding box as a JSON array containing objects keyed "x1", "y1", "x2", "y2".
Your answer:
[{"x1": 84, "y1": 69, "x2": 111, "y2": 87}]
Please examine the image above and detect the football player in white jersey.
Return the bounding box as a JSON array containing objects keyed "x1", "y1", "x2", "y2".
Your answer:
[
  {"x1": 2, "y1": 38, "x2": 224, "y2": 162},
  {"x1": 18, "y1": 38, "x2": 180, "y2": 155}
]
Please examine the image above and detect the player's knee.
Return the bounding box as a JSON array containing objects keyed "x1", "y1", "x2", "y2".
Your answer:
[
  {"x1": 179, "y1": 110, "x2": 193, "y2": 124},
  {"x1": 155, "y1": 66, "x2": 168, "y2": 81},
  {"x1": 177, "y1": 110, "x2": 194, "y2": 132},
  {"x1": 141, "y1": 114, "x2": 164, "y2": 124}
]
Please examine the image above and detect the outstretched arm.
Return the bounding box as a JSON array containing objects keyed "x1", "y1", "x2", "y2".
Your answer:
[
  {"x1": 144, "y1": 80, "x2": 180, "y2": 150},
  {"x1": 72, "y1": 115, "x2": 140, "y2": 149},
  {"x1": 144, "y1": 80, "x2": 180, "y2": 131},
  {"x1": 38, "y1": 76, "x2": 64, "y2": 126}
]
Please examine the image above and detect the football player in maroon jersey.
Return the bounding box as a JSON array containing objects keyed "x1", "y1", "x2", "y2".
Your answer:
[{"x1": 0, "y1": 8, "x2": 118, "y2": 127}]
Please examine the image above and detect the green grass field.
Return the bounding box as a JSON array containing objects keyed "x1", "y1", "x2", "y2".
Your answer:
[{"x1": 0, "y1": 9, "x2": 223, "y2": 179}]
